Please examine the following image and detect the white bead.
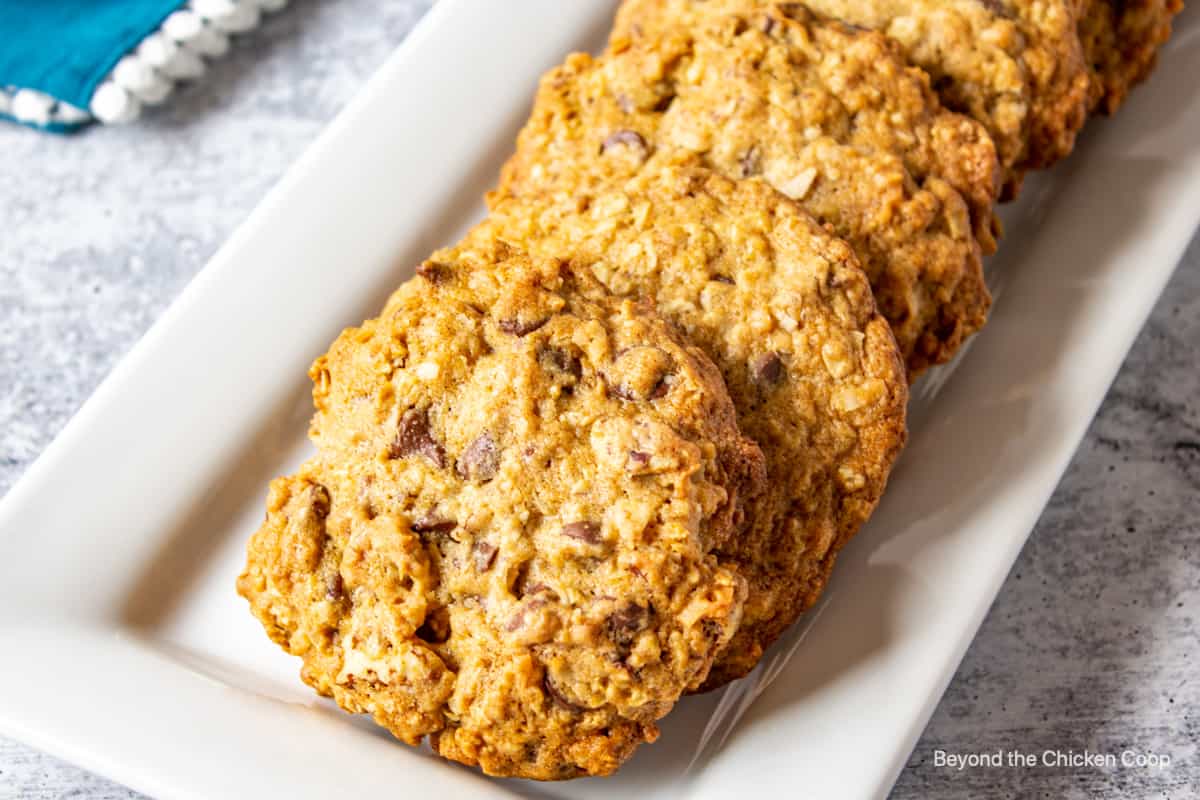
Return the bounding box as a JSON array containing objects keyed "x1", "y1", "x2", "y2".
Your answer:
[
  {"x1": 162, "y1": 9, "x2": 204, "y2": 42},
  {"x1": 12, "y1": 90, "x2": 54, "y2": 125},
  {"x1": 160, "y1": 46, "x2": 206, "y2": 80},
  {"x1": 132, "y1": 80, "x2": 172, "y2": 105},
  {"x1": 112, "y1": 56, "x2": 172, "y2": 105},
  {"x1": 193, "y1": 26, "x2": 230, "y2": 57},
  {"x1": 136, "y1": 32, "x2": 180, "y2": 69},
  {"x1": 190, "y1": 0, "x2": 231, "y2": 14},
  {"x1": 112, "y1": 56, "x2": 154, "y2": 91},
  {"x1": 90, "y1": 82, "x2": 142, "y2": 124},
  {"x1": 192, "y1": 0, "x2": 261, "y2": 33},
  {"x1": 163, "y1": 9, "x2": 229, "y2": 56}
]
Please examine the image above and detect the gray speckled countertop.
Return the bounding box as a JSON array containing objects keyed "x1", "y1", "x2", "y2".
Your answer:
[{"x1": 1, "y1": 3, "x2": 1197, "y2": 798}]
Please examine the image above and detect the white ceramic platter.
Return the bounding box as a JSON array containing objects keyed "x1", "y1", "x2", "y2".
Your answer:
[{"x1": 2, "y1": 1, "x2": 1199, "y2": 797}]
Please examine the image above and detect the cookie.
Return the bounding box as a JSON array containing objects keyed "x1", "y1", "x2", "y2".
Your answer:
[
  {"x1": 494, "y1": 9, "x2": 994, "y2": 376},
  {"x1": 237, "y1": 248, "x2": 767, "y2": 779},
  {"x1": 483, "y1": 159, "x2": 908, "y2": 688},
  {"x1": 1079, "y1": 0, "x2": 1183, "y2": 114},
  {"x1": 614, "y1": 0, "x2": 1091, "y2": 195}
]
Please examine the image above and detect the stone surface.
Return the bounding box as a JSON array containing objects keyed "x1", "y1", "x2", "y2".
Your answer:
[
  {"x1": 0, "y1": 1, "x2": 1197, "y2": 797},
  {"x1": 891, "y1": 242, "x2": 1200, "y2": 799}
]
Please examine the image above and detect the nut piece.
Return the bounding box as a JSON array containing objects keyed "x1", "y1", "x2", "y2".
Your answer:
[{"x1": 607, "y1": 346, "x2": 674, "y2": 401}]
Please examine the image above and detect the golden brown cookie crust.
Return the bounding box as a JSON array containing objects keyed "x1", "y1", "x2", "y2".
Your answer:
[
  {"x1": 238, "y1": 248, "x2": 767, "y2": 779},
  {"x1": 614, "y1": 0, "x2": 1091, "y2": 194},
  {"x1": 484, "y1": 160, "x2": 908, "y2": 688},
  {"x1": 1080, "y1": 0, "x2": 1183, "y2": 114},
  {"x1": 496, "y1": 11, "x2": 994, "y2": 375}
]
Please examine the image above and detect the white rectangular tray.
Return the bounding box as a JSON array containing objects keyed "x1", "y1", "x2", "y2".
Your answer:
[{"x1": 1, "y1": 1, "x2": 1198, "y2": 797}]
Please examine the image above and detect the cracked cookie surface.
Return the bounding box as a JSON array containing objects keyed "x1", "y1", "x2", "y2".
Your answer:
[
  {"x1": 613, "y1": 0, "x2": 1090, "y2": 194},
  {"x1": 237, "y1": 248, "x2": 765, "y2": 779},
  {"x1": 496, "y1": 6, "x2": 995, "y2": 375},
  {"x1": 483, "y1": 160, "x2": 908, "y2": 687}
]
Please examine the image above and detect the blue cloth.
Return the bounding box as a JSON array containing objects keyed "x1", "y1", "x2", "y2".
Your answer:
[{"x1": 0, "y1": 1, "x2": 185, "y2": 130}]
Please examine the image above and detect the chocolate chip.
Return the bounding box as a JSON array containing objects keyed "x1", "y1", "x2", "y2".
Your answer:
[
  {"x1": 712, "y1": 274, "x2": 735, "y2": 285},
  {"x1": 606, "y1": 602, "x2": 650, "y2": 649},
  {"x1": 458, "y1": 432, "x2": 500, "y2": 482},
  {"x1": 538, "y1": 345, "x2": 583, "y2": 388},
  {"x1": 391, "y1": 408, "x2": 446, "y2": 467},
  {"x1": 561, "y1": 521, "x2": 601, "y2": 544},
  {"x1": 411, "y1": 514, "x2": 457, "y2": 538},
  {"x1": 629, "y1": 451, "x2": 651, "y2": 468},
  {"x1": 649, "y1": 376, "x2": 671, "y2": 399},
  {"x1": 750, "y1": 351, "x2": 786, "y2": 387},
  {"x1": 473, "y1": 540, "x2": 498, "y2": 572},
  {"x1": 325, "y1": 571, "x2": 344, "y2": 602},
  {"x1": 498, "y1": 316, "x2": 550, "y2": 337},
  {"x1": 308, "y1": 484, "x2": 331, "y2": 518},
  {"x1": 543, "y1": 673, "x2": 587, "y2": 712},
  {"x1": 600, "y1": 129, "x2": 649, "y2": 160},
  {"x1": 739, "y1": 146, "x2": 762, "y2": 178},
  {"x1": 416, "y1": 605, "x2": 451, "y2": 644},
  {"x1": 416, "y1": 260, "x2": 452, "y2": 284}
]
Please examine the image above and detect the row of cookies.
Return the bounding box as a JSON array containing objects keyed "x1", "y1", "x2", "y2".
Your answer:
[
  {"x1": 610, "y1": 0, "x2": 1181, "y2": 195},
  {"x1": 237, "y1": 0, "x2": 1181, "y2": 782},
  {"x1": 237, "y1": 162, "x2": 907, "y2": 779}
]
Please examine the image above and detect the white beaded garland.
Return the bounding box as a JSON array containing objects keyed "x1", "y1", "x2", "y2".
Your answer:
[
  {"x1": 70, "y1": 0, "x2": 285, "y2": 127},
  {"x1": 1, "y1": 1, "x2": 282, "y2": 128}
]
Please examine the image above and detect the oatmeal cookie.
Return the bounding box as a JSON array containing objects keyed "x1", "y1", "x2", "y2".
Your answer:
[
  {"x1": 1079, "y1": 0, "x2": 1183, "y2": 114},
  {"x1": 237, "y1": 248, "x2": 766, "y2": 779},
  {"x1": 614, "y1": 0, "x2": 1091, "y2": 194},
  {"x1": 495, "y1": 11, "x2": 995, "y2": 375},
  {"x1": 483, "y1": 159, "x2": 908, "y2": 688}
]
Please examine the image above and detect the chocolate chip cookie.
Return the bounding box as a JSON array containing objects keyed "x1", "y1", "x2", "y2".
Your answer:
[
  {"x1": 1079, "y1": 0, "x2": 1183, "y2": 114},
  {"x1": 237, "y1": 247, "x2": 766, "y2": 778},
  {"x1": 495, "y1": 8, "x2": 995, "y2": 375},
  {"x1": 614, "y1": 0, "x2": 1091, "y2": 195},
  {"x1": 483, "y1": 159, "x2": 908, "y2": 687}
]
